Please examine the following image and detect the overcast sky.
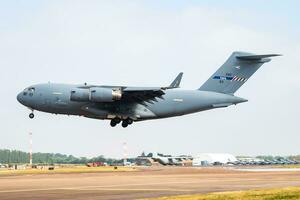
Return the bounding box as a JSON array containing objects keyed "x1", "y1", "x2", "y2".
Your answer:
[{"x1": 1, "y1": 1, "x2": 299, "y2": 158}]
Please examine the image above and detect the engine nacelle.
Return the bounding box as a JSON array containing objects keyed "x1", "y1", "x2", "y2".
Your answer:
[
  {"x1": 70, "y1": 88, "x2": 90, "y2": 102},
  {"x1": 89, "y1": 87, "x2": 122, "y2": 102},
  {"x1": 70, "y1": 87, "x2": 122, "y2": 102}
]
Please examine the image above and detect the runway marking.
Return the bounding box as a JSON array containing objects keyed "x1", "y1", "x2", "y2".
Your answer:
[
  {"x1": 1, "y1": 178, "x2": 299, "y2": 194},
  {"x1": 0, "y1": 180, "x2": 201, "y2": 193},
  {"x1": 64, "y1": 188, "x2": 192, "y2": 192},
  {"x1": 0, "y1": 187, "x2": 192, "y2": 193},
  {"x1": 237, "y1": 168, "x2": 300, "y2": 172}
]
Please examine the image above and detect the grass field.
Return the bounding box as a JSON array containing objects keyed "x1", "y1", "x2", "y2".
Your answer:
[
  {"x1": 0, "y1": 166, "x2": 136, "y2": 176},
  {"x1": 272, "y1": 165, "x2": 300, "y2": 169},
  {"x1": 144, "y1": 187, "x2": 300, "y2": 200}
]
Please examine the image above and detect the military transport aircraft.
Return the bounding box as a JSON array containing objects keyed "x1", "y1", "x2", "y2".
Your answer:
[{"x1": 17, "y1": 52, "x2": 280, "y2": 128}]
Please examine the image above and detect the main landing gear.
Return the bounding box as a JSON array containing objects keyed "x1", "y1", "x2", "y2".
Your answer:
[
  {"x1": 110, "y1": 117, "x2": 121, "y2": 127},
  {"x1": 110, "y1": 118, "x2": 133, "y2": 128}
]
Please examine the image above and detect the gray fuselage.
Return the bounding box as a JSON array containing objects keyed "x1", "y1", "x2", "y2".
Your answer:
[
  {"x1": 17, "y1": 83, "x2": 247, "y2": 121},
  {"x1": 16, "y1": 51, "x2": 279, "y2": 127}
]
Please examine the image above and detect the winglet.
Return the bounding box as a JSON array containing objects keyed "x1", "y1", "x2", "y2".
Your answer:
[{"x1": 169, "y1": 72, "x2": 183, "y2": 88}]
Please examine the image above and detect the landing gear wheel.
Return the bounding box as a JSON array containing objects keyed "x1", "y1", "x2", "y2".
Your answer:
[
  {"x1": 29, "y1": 113, "x2": 34, "y2": 119},
  {"x1": 110, "y1": 120, "x2": 117, "y2": 127},
  {"x1": 121, "y1": 121, "x2": 128, "y2": 128}
]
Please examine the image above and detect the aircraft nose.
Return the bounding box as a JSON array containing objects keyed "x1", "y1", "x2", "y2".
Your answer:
[{"x1": 17, "y1": 92, "x2": 23, "y2": 104}]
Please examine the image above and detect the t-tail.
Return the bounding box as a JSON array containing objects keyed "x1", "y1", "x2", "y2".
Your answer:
[{"x1": 199, "y1": 51, "x2": 281, "y2": 94}]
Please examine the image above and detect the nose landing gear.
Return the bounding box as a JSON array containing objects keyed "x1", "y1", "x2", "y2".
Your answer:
[{"x1": 29, "y1": 113, "x2": 34, "y2": 119}]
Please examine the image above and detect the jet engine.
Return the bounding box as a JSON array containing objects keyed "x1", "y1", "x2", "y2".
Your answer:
[
  {"x1": 89, "y1": 87, "x2": 122, "y2": 102},
  {"x1": 70, "y1": 87, "x2": 122, "y2": 102},
  {"x1": 70, "y1": 88, "x2": 90, "y2": 102}
]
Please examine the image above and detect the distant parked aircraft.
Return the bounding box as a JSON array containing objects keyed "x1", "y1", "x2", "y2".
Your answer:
[{"x1": 17, "y1": 52, "x2": 280, "y2": 127}]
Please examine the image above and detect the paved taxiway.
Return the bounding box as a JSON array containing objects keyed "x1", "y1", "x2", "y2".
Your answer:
[{"x1": 0, "y1": 167, "x2": 300, "y2": 200}]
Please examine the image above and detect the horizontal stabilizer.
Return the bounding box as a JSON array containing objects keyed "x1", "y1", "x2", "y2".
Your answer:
[{"x1": 236, "y1": 54, "x2": 281, "y2": 61}]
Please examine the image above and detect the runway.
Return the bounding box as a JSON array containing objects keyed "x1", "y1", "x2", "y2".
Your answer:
[{"x1": 0, "y1": 167, "x2": 300, "y2": 200}]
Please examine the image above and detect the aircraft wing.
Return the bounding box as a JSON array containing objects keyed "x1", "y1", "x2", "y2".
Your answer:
[
  {"x1": 78, "y1": 85, "x2": 165, "y2": 104},
  {"x1": 122, "y1": 87, "x2": 165, "y2": 104},
  {"x1": 77, "y1": 73, "x2": 183, "y2": 104}
]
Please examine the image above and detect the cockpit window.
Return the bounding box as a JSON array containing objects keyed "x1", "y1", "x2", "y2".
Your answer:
[
  {"x1": 23, "y1": 87, "x2": 35, "y2": 96},
  {"x1": 24, "y1": 87, "x2": 35, "y2": 92},
  {"x1": 28, "y1": 87, "x2": 35, "y2": 92}
]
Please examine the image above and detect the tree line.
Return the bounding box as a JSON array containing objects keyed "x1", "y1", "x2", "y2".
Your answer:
[{"x1": 0, "y1": 149, "x2": 122, "y2": 164}]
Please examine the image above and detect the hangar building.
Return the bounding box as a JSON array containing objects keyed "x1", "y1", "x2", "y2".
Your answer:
[{"x1": 192, "y1": 153, "x2": 237, "y2": 166}]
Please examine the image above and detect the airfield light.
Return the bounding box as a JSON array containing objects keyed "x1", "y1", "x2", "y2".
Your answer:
[
  {"x1": 29, "y1": 132, "x2": 32, "y2": 166},
  {"x1": 123, "y1": 142, "x2": 127, "y2": 166}
]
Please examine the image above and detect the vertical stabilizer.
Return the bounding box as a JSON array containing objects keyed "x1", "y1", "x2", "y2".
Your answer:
[{"x1": 199, "y1": 52, "x2": 280, "y2": 94}]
